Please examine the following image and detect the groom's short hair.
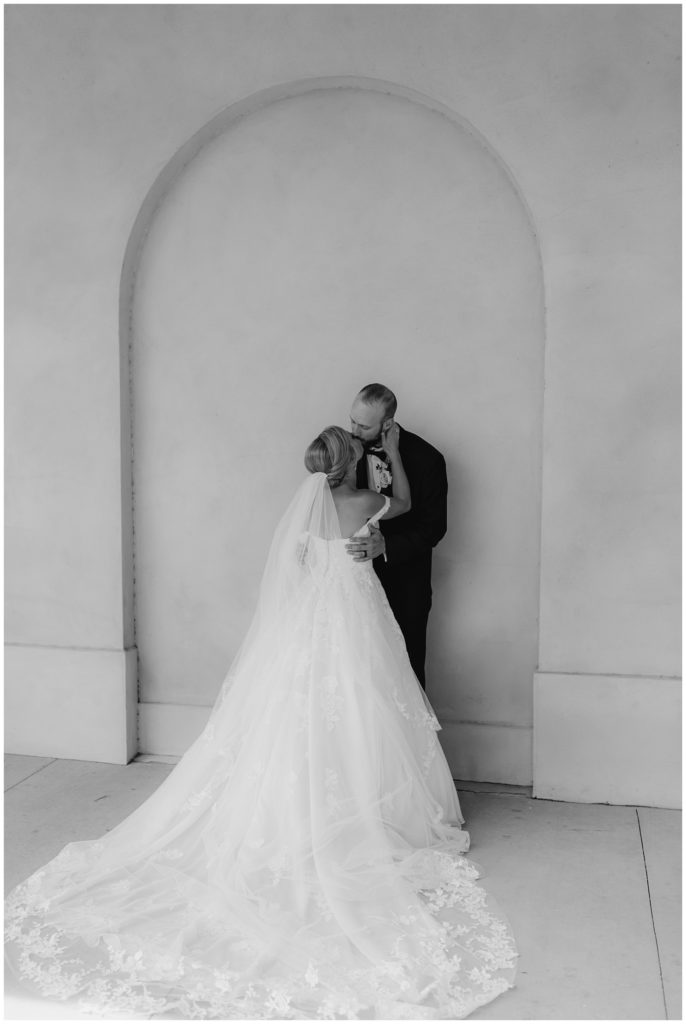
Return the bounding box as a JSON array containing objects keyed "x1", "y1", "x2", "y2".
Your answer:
[{"x1": 357, "y1": 383, "x2": 397, "y2": 420}]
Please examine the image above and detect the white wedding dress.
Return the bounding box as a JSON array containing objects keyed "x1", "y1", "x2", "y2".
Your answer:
[{"x1": 5, "y1": 473, "x2": 517, "y2": 1019}]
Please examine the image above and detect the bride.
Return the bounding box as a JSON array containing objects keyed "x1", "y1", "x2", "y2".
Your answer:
[{"x1": 5, "y1": 424, "x2": 517, "y2": 1020}]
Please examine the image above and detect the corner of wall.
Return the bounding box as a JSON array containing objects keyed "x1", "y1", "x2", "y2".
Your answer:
[
  {"x1": 533, "y1": 671, "x2": 681, "y2": 809},
  {"x1": 5, "y1": 644, "x2": 139, "y2": 764}
]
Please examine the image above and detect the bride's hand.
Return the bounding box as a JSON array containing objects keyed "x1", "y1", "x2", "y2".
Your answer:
[{"x1": 381, "y1": 422, "x2": 400, "y2": 460}]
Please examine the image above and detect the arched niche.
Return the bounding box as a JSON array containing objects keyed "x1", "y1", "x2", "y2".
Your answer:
[{"x1": 121, "y1": 77, "x2": 545, "y2": 781}]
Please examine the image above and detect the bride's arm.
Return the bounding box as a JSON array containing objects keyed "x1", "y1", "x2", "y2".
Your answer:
[
  {"x1": 345, "y1": 425, "x2": 410, "y2": 561},
  {"x1": 356, "y1": 424, "x2": 410, "y2": 522},
  {"x1": 381, "y1": 422, "x2": 411, "y2": 517}
]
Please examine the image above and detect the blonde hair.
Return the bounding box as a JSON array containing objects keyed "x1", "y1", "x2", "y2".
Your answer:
[{"x1": 304, "y1": 426, "x2": 358, "y2": 488}]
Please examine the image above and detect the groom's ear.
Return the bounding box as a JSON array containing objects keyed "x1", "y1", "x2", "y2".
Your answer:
[{"x1": 383, "y1": 417, "x2": 394, "y2": 432}]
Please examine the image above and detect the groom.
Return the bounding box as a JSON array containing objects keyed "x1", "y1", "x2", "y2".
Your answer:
[{"x1": 345, "y1": 383, "x2": 448, "y2": 690}]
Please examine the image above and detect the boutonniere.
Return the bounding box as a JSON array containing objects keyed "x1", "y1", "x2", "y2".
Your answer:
[{"x1": 378, "y1": 466, "x2": 393, "y2": 489}]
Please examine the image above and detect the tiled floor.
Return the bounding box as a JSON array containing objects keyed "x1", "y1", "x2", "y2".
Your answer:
[{"x1": 4, "y1": 754, "x2": 681, "y2": 1020}]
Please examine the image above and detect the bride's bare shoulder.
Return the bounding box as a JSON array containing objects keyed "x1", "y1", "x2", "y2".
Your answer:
[
  {"x1": 330, "y1": 487, "x2": 383, "y2": 537},
  {"x1": 333, "y1": 488, "x2": 382, "y2": 512},
  {"x1": 353, "y1": 489, "x2": 386, "y2": 513}
]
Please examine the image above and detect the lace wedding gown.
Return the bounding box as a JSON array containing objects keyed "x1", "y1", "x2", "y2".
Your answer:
[{"x1": 5, "y1": 473, "x2": 517, "y2": 1019}]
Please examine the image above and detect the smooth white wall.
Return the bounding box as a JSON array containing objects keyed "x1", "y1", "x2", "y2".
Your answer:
[
  {"x1": 131, "y1": 84, "x2": 543, "y2": 786},
  {"x1": 5, "y1": 6, "x2": 680, "y2": 802}
]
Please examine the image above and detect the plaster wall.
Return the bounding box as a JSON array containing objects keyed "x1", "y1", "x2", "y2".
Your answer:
[
  {"x1": 5, "y1": 6, "x2": 680, "y2": 801},
  {"x1": 131, "y1": 84, "x2": 543, "y2": 786}
]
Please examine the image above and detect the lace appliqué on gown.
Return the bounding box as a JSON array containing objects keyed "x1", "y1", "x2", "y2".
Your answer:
[{"x1": 7, "y1": 843, "x2": 515, "y2": 1020}]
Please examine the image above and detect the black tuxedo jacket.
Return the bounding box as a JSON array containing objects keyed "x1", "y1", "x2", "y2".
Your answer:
[{"x1": 356, "y1": 426, "x2": 448, "y2": 604}]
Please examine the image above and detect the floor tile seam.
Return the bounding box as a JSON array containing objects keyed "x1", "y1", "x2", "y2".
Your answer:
[
  {"x1": 4, "y1": 759, "x2": 59, "y2": 794},
  {"x1": 455, "y1": 785, "x2": 532, "y2": 797},
  {"x1": 636, "y1": 807, "x2": 669, "y2": 1019}
]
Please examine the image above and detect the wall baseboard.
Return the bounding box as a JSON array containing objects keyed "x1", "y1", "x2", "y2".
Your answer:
[
  {"x1": 137, "y1": 700, "x2": 534, "y2": 785},
  {"x1": 438, "y1": 719, "x2": 533, "y2": 786},
  {"x1": 4, "y1": 644, "x2": 138, "y2": 764},
  {"x1": 138, "y1": 701, "x2": 210, "y2": 756},
  {"x1": 533, "y1": 671, "x2": 681, "y2": 809},
  {"x1": 11, "y1": 669, "x2": 677, "y2": 809}
]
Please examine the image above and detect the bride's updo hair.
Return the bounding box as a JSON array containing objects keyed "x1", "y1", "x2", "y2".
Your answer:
[{"x1": 304, "y1": 426, "x2": 358, "y2": 488}]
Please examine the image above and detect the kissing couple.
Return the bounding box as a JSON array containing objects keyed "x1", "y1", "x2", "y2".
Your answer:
[{"x1": 6, "y1": 383, "x2": 517, "y2": 1020}]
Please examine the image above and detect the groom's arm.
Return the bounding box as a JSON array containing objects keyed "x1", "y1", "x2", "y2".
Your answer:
[{"x1": 381, "y1": 450, "x2": 447, "y2": 567}]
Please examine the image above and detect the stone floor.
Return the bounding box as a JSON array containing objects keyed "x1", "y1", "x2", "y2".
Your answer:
[{"x1": 4, "y1": 754, "x2": 681, "y2": 1020}]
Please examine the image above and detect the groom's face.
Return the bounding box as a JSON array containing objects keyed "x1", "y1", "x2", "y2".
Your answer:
[{"x1": 350, "y1": 400, "x2": 388, "y2": 445}]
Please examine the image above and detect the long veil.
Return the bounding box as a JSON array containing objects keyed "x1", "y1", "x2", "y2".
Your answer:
[
  {"x1": 6, "y1": 470, "x2": 517, "y2": 1020},
  {"x1": 209, "y1": 471, "x2": 341, "y2": 711}
]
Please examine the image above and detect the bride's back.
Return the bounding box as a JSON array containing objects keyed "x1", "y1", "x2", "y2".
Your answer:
[{"x1": 330, "y1": 487, "x2": 374, "y2": 538}]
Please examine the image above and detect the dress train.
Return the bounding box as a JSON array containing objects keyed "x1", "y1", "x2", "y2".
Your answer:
[{"x1": 5, "y1": 477, "x2": 517, "y2": 1018}]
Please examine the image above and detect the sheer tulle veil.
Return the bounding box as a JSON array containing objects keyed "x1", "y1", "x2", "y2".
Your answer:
[
  {"x1": 5, "y1": 470, "x2": 517, "y2": 1020},
  {"x1": 210, "y1": 471, "x2": 341, "y2": 708},
  {"x1": 251, "y1": 470, "x2": 341, "y2": 610}
]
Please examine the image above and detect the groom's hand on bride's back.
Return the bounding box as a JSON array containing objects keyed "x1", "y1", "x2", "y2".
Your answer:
[{"x1": 345, "y1": 525, "x2": 386, "y2": 562}]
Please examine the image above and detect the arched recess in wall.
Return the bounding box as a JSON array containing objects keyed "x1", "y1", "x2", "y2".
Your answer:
[{"x1": 120, "y1": 77, "x2": 545, "y2": 783}]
